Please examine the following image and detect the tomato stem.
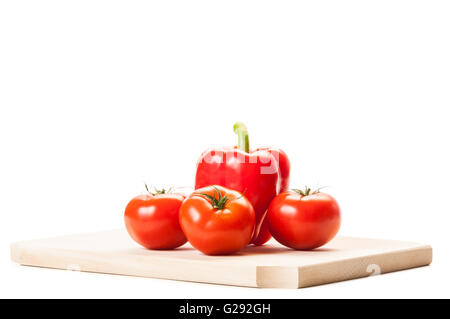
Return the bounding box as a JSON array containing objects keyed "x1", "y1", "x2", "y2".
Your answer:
[
  {"x1": 196, "y1": 186, "x2": 230, "y2": 210},
  {"x1": 144, "y1": 183, "x2": 172, "y2": 195},
  {"x1": 292, "y1": 186, "x2": 320, "y2": 196},
  {"x1": 233, "y1": 122, "x2": 250, "y2": 153}
]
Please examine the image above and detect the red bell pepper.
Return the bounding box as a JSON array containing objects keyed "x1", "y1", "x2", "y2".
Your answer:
[
  {"x1": 256, "y1": 147, "x2": 291, "y2": 193},
  {"x1": 195, "y1": 122, "x2": 290, "y2": 245},
  {"x1": 252, "y1": 147, "x2": 290, "y2": 245}
]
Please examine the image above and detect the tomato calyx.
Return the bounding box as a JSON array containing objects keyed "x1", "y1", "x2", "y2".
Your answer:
[
  {"x1": 196, "y1": 186, "x2": 230, "y2": 210},
  {"x1": 144, "y1": 183, "x2": 173, "y2": 196},
  {"x1": 292, "y1": 186, "x2": 320, "y2": 196}
]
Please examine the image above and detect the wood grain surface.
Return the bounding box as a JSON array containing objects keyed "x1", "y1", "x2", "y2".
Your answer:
[{"x1": 10, "y1": 230, "x2": 432, "y2": 288}]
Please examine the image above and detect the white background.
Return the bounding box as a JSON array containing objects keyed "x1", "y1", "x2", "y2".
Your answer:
[{"x1": 1, "y1": 1, "x2": 449, "y2": 298}]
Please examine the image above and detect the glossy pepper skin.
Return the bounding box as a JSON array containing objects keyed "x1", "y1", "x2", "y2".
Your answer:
[
  {"x1": 256, "y1": 148, "x2": 290, "y2": 193},
  {"x1": 194, "y1": 123, "x2": 289, "y2": 245},
  {"x1": 252, "y1": 148, "x2": 291, "y2": 245}
]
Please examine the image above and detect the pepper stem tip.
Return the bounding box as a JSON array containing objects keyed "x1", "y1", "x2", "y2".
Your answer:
[{"x1": 233, "y1": 122, "x2": 250, "y2": 153}]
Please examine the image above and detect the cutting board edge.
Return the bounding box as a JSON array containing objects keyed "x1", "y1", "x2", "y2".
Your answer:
[
  {"x1": 10, "y1": 233, "x2": 433, "y2": 289},
  {"x1": 295, "y1": 244, "x2": 432, "y2": 288},
  {"x1": 10, "y1": 242, "x2": 260, "y2": 288}
]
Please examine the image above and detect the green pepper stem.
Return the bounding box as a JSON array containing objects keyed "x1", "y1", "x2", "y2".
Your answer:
[{"x1": 233, "y1": 122, "x2": 250, "y2": 153}]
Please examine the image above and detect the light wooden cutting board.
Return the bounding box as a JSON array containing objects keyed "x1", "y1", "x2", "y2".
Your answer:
[{"x1": 10, "y1": 229, "x2": 432, "y2": 288}]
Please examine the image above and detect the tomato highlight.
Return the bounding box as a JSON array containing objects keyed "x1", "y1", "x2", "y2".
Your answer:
[
  {"x1": 124, "y1": 187, "x2": 187, "y2": 250},
  {"x1": 179, "y1": 185, "x2": 255, "y2": 255},
  {"x1": 267, "y1": 188, "x2": 341, "y2": 250}
]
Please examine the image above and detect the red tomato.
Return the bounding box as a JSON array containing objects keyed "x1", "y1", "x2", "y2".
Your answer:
[
  {"x1": 124, "y1": 191, "x2": 187, "y2": 250},
  {"x1": 267, "y1": 188, "x2": 341, "y2": 250},
  {"x1": 179, "y1": 185, "x2": 255, "y2": 255}
]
